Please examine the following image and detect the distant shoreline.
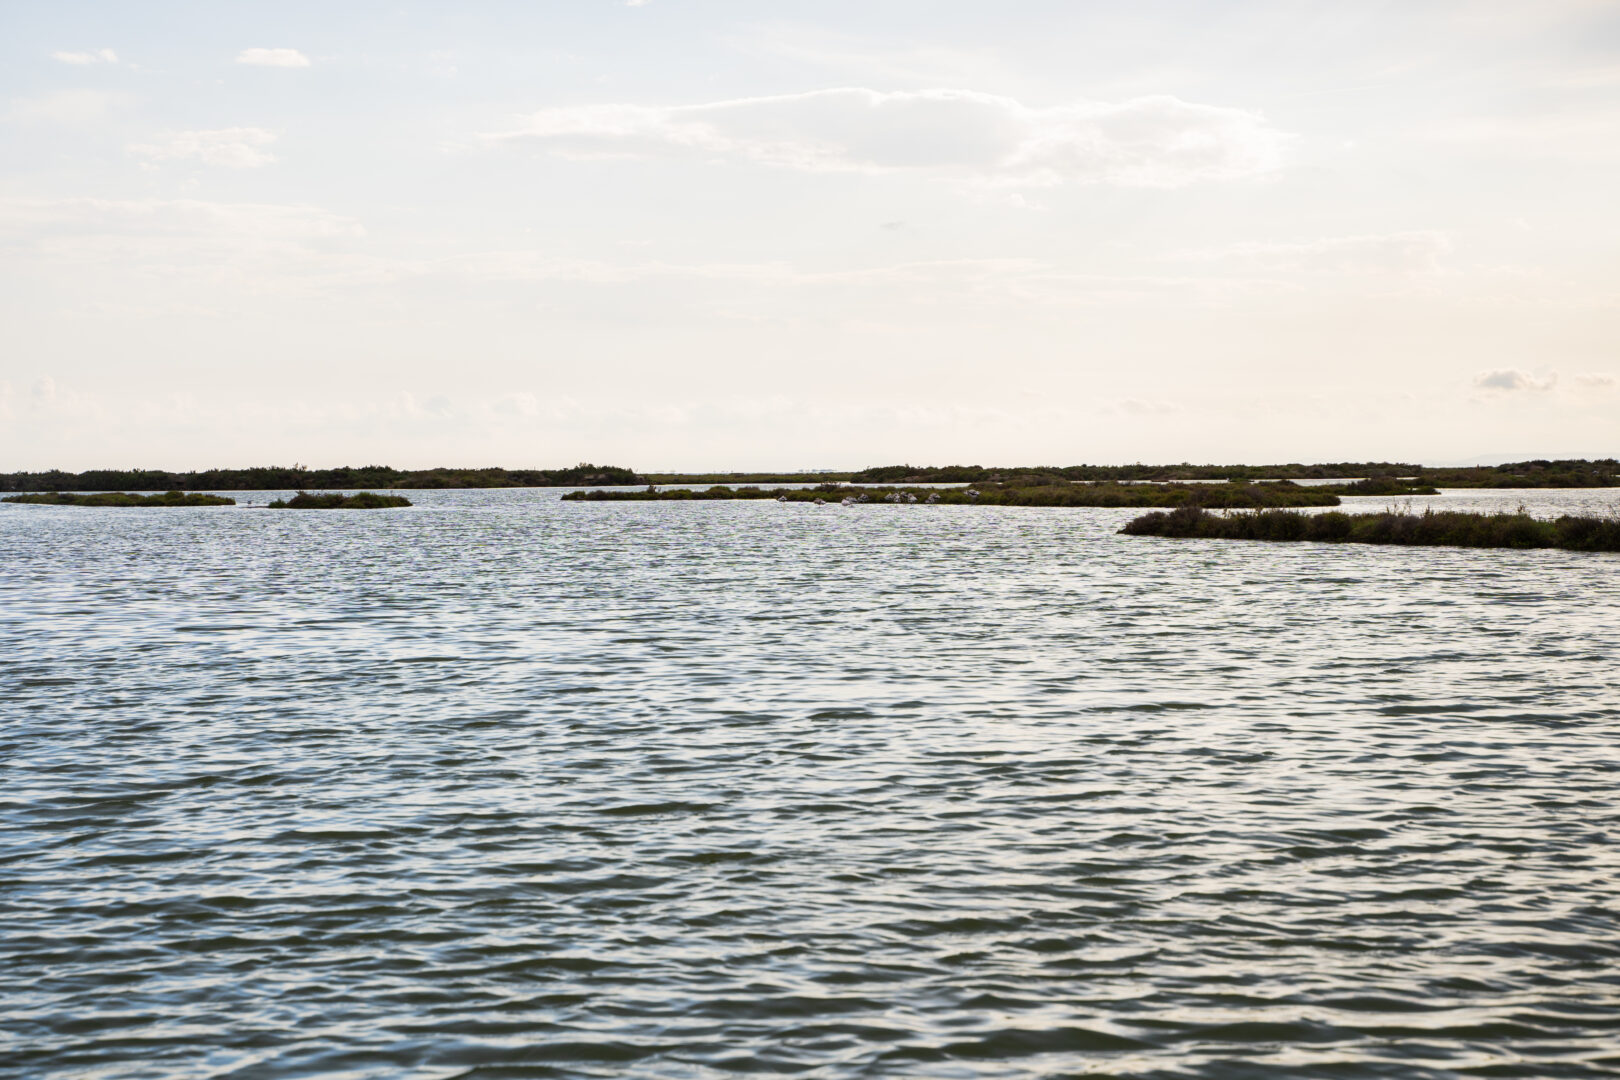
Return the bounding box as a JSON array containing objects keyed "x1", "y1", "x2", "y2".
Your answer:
[{"x1": 1, "y1": 458, "x2": 1615, "y2": 492}]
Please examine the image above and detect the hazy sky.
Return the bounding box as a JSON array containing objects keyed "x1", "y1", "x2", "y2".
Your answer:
[{"x1": 2, "y1": 1, "x2": 1617, "y2": 470}]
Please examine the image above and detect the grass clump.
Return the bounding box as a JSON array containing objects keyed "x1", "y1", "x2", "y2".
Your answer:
[
  {"x1": 268, "y1": 491, "x2": 412, "y2": 509},
  {"x1": 1120, "y1": 505, "x2": 1620, "y2": 552},
  {"x1": 3, "y1": 491, "x2": 234, "y2": 507}
]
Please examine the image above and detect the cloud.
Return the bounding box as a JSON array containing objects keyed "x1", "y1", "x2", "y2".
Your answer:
[
  {"x1": 5, "y1": 89, "x2": 127, "y2": 125},
  {"x1": 130, "y1": 128, "x2": 278, "y2": 168},
  {"x1": 1574, "y1": 372, "x2": 1616, "y2": 391},
  {"x1": 734, "y1": 27, "x2": 997, "y2": 86},
  {"x1": 51, "y1": 49, "x2": 118, "y2": 65},
  {"x1": 1110, "y1": 397, "x2": 1182, "y2": 416},
  {"x1": 1172, "y1": 231, "x2": 1450, "y2": 275},
  {"x1": 488, "y1": 87, "x2": 1288, "y2": 187},
  {"x1": 0, "y1": 197, "x2": 364, "y2": 275},
  {"x1": 1474, "y1": 369, "x2": 1557, "y2": 392},
  {"x1": 235, "y1": 48, "x2": 310, "y2": 68}
]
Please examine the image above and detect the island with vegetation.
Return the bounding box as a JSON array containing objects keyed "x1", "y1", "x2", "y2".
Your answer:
[
  {"x1": 565, "y1": 480, "x2": 1348, "y2": 508},
  {"x1": 1120, "y1": 505, "x2": 1620, "y2": 552},
  {"x1": 267, "y1": 492, "x2": 412, "y2": 509},
  {"x1": 3, "y1": 491, "x2": 235, "y2": 507}
]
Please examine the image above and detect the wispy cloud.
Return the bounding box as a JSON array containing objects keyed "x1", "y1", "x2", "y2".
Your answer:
[
  {"x1": 1474, "y1": 369, "x2": 1557, "y2": 392},
  {"x1": 235, "y1": 48, "x2": 310, "y2": 68},
  {"x1": 0, "y1": 197, "x2": 364, "y2": 271},
  {"x1": 5, "y1": 89, "x2": 128, "y2": 126},
  {"x1": 732, "y1": 26, "x2": 998, "y2": 86},
  {"x1": 51, "y1": 49, "x2": 118, "y2": 65},
  {"x1": 130, "y1": 128, "x2": 279, "y2": 168},
  {"x1": 1171, "y1": 231, "x2": 1451, "y2": 275},
  {"x1": 129, "y1": 128, "x2": 278, "y2": 169},
  {"x1": 487, "y1": 87, "x2": 1289, "y2": 187}
]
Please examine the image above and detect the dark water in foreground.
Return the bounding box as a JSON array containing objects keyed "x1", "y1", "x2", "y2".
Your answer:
[{"x1": 3, "y1": 489, "x2": 1620, "y2": 1079}]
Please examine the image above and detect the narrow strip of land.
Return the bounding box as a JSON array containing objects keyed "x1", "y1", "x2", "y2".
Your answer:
[
  {"x1": 1120, "y1": 506, "x2": 1620, "y2": 552},
  {"x1": 3, "y1": 492, "x2": 235, "y2": 507},
  {"x1": 564, "y1": 482, "x2": 1350, "y2": 508}
]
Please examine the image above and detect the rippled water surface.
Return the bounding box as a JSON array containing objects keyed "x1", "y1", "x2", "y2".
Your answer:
[{"x1": 4, "y1": 489, "x2": 1620, "y2": 1079}]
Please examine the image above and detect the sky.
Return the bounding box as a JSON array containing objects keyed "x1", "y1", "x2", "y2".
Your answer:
[{"x1": 2, "y1": 0, "x2": 1618, "y2": 471}]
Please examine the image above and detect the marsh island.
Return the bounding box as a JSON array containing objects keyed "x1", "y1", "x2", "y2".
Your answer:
[
  {"x1": 3, "y1": 492, "x2": 235, "y2": 507},
  {"x1": 1121, "y1": 505, "x2": 1620, "y2": 552},
  {"x1": 268, "y1": 492, "x2": 412, "y2": 509}
]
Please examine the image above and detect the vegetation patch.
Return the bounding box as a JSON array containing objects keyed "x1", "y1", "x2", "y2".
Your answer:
[
  {"x1": 268, "y1": 492, "x2": 412, "y2": 509},
  {"x1": 1120, "y1": 505, "x2": 1620, "y2": 552},
  {"x1": 3, "y1": 491, "x2": 235, "y2": 507},
  {"x1": 564, "y1": 481, "x2": 1342, "y2": 509}
]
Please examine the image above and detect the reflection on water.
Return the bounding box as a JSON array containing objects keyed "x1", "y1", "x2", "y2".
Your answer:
[{"x1": 3, "y1": 488, "x2": 1618, "y2": 1078}]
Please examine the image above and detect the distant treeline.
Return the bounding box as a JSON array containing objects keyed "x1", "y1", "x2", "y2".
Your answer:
[
  {"x1": 1122, "y1": 505, "x2": 1620, "y2": 552},
  {"x1": 846, "y1": 459, "x2": 1620, "y2": 487},
  {"x1": 0, "y1": 463, "x2": 643, "y2": 492},
  {"x1": 7, "y1": 458, "x2": 1615, "y2": 492}
]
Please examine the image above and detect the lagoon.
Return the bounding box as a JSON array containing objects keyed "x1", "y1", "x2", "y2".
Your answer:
[{"x1": 3, "y1": 487, "x2": 1619, "y2": 1078}]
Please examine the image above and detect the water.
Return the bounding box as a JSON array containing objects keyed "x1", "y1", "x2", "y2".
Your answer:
[{"x1": 3, "y1": 488, "x2": 1619, "y2": 1079}]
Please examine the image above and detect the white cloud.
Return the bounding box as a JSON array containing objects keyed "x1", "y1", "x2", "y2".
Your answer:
[
  {"x1": 488, "y1": 87, "x2": 1289, "y2": 187},
  {"x1": 1474, "y1": 369, "x2": 1557, "y2": 392},
  {"x1": 735, "y1": 27, "x2": 997, "y2": 86},
  {"x1": 0, "y1": 197, "x2": 364, "y2": 271},
  {"x1": 130, "y1": 128, "x2": 279, "y2": 168},
  {"x1": 5, "y1": 89, "x2": 127, "y2": 125},
  {"x1": 1172, "y1": 231, "x2": 1450, "y2": 275},
  {"x1": 1574, "y1": 372, "x2": 1617, "y2": 391},
  {"x1": 51, "y1": 49, "x2": 118, "y2": 65},
  {"x1": 1110, "y1": 397, "x2": 1182, "y2": 416},
  {"x1": 235, "y1": 48, "x2": 310, "y2": 68}
]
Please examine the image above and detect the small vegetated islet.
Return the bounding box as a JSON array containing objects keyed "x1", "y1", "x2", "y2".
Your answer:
[
  {"x1": 3, "y1": 491, "x2": 235, "y2": 507},
  {"x1": 564, "y1": 481, "x2": 1344, "y2": 509},
  {"x1": 1120, "y1": 505, "x2": 1620, "y2": 552},
  {"x1": 268, "y1": 492, "x2": 413, "y2": 509}
]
